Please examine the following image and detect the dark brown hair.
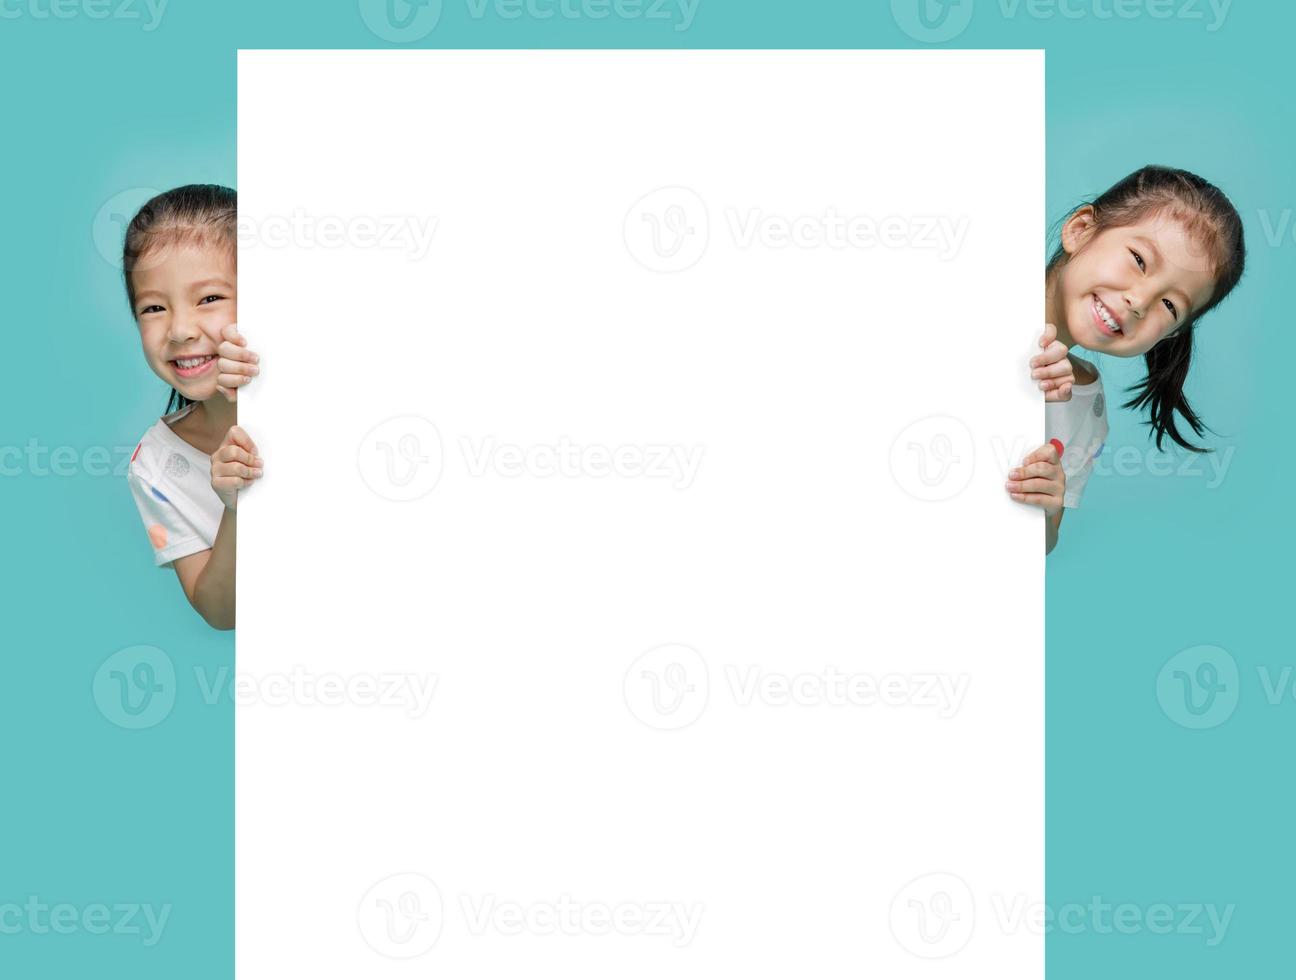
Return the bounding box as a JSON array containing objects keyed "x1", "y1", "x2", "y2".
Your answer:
[
  {"x1": 122, "y1": 184, "x2": 237, "y2": 414},
  {"x1": 1045, "y1": 165, "x2": 1245, "y2": 452}
]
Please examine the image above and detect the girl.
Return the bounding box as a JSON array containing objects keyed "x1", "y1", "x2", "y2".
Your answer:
[
  {"x1": 1006, "y1": 165, "x2": 1246, "y2": 553},
  {"x1": 124, "y1": 185, "x2": 263, "y2": 629}
]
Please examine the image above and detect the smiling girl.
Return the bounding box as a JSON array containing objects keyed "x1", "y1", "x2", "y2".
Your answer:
[
  {"x1": 124, "y1": 185, "x2": 262, "y2": 628},
  {"x1": 1006, "y1": 165, "x2": 1246, "y2": 553}
]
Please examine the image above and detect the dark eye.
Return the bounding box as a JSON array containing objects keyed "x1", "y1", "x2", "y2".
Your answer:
[
  {"x1": 138, "y1": 304, "x2": 165, "y2": 315},
  {"x1": 199, "y1": 294, "x2": 224, "y2": 305},
  {"x1": 1130, "y1": 249, "x2": 1146, "y2": 271},
  {"x1": 1163, "y1": 298, "x2": 1178, "y2": 319}
]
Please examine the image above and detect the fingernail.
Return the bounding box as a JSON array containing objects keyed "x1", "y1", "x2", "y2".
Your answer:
[
  {"x1": 1038, "y1": 381, "x2": 1048, "y2": 390},
  {"x1": 1031, "y1": 369, "x2": 1042, "y2": 379}
]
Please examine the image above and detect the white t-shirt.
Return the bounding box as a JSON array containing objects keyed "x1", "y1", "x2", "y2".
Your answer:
[
  {"x1": 1045, "y1": 354, "x2": 1109, "y2": 509},
  {"x1": 127, "y1": 404, "x2": 225, "y2": 567}
]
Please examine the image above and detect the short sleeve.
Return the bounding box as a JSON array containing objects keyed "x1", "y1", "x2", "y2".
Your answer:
[
  {"x1": 127, "y1": 464, "x2": 209, "y2": 567},
  {"x1": 1062, "y1": 442, "x2": 1102, "y2": 509}
]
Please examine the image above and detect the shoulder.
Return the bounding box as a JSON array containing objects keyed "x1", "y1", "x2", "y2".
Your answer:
[{"x1": 128, "y1": 404, "x2": 200, "y2": 481}]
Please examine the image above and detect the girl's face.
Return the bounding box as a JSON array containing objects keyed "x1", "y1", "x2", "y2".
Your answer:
[
  {"x1": 1055, "y1": 207, "x2": 1218, "y2": 358},
  {"x1": 132, "y1": 241, "x2": 237, "y2": 402}
]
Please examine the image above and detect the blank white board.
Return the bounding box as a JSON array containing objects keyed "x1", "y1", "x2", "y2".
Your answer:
[{"x1": 238, "y1": 49, "x2": 1043, "y2": 979}]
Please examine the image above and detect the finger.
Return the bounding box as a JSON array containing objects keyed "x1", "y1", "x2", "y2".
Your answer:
[
  {"x1": 1045, "y1": 383, "x2": 1073, "y2": 403},
  {"x1": 1039, "y1": 322, "x2": 1056, "y2": 349},
  {"x1": 221, "y1": 322, "x2": 247, "y2": 347},
  {"x1": 1031, "y1": 340, "x2": 1069, "y2": 368},
  {"x1": 1032, "y1": 360, "x2": 1074, "y2": 381},
  {"x1": 218, "y1": 340, "x2": 259, "y2": 365},
  {"x1": 217, "y1": 445, "x2": 255, "y2": 466},
  {"x1": 1006, "y1": 477, "x2": 1062, "y2": 496},
  {"x1": 216, "y1": 384, "x2": 237, "y2": 404},
  {"x1": 212, "y1": 475, "x2": 247, "y2": 492},
  {"x1": 218, "y1": 371, "x2": 254, "y2": 390},
  {"x1": 1008, "y1": 460, "x2": 1061, "y2": 480},
  {"x1": 225, "y1": 425, "x2": 259, "y2": 455},
  {"x1": 1021, "y1": 442, "x2": 1062, "y2": 466},
  {"x1": 1009, "y1": 491, "x2": 1060, "y2": 509}
]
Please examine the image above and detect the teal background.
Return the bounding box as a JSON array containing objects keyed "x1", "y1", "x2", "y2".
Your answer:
[{"x1": 1, "y1": 1, "x2": 1289, "y2": 975}]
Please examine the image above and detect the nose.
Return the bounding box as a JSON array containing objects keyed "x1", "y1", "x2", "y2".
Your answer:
[
  {"x1": 167, "y1": 312, "x2": 201, "y2": 345},
  {"x1": 1123, "y1": 291, "x2": 1146, "y2": 320}
]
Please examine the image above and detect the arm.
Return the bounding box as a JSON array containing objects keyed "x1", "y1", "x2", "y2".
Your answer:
[
  {"x1": 1045, "y1": 506, "x2": 1064, "y2": 556},
  {"x1": 177, "y1": 423, "x2": 262, "y2": 630},
  {"x1": 173, "y1": 508, "x2": 237, "y2": 630}
]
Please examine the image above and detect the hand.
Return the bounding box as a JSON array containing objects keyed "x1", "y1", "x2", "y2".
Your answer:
[
  {"x1": 215, "y1": 322, "x2": 260, "y2": 403},
  {"x1": 1005, "y1": 441, "x2": 1065, "y2": 517},
  {"x1": 1031, "y1": 322, "x2": 1073, "y2": 402},
  {"x1": 211, "y1": 425, "x2": 264, "y2": 512}
]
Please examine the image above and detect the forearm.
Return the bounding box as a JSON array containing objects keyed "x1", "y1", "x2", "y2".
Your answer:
[
  {"x1": 1045, "y1": 507, "x2": 1063, "y2": 555},
  {"x1": 192, "y1": 508, "x2": 237, "y2": 629}
]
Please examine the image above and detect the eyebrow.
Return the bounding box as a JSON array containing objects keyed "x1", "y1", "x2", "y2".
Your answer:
[{"x1": 1133, "y1": 235, "x2": 1195, "y2": 319}]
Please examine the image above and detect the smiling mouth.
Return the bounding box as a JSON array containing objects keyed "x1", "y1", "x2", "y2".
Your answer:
[
  {"x1": 1091, "y1": 295, "x2": 1123, "y2": 337},
  {"x1": 171, "y1": 354, "x2": 217, "y2": 378}
]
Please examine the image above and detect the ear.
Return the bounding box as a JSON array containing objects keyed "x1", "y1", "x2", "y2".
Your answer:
[{"x1": 1060, "y1": 205, "x2": 1099, "y2": 256}]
